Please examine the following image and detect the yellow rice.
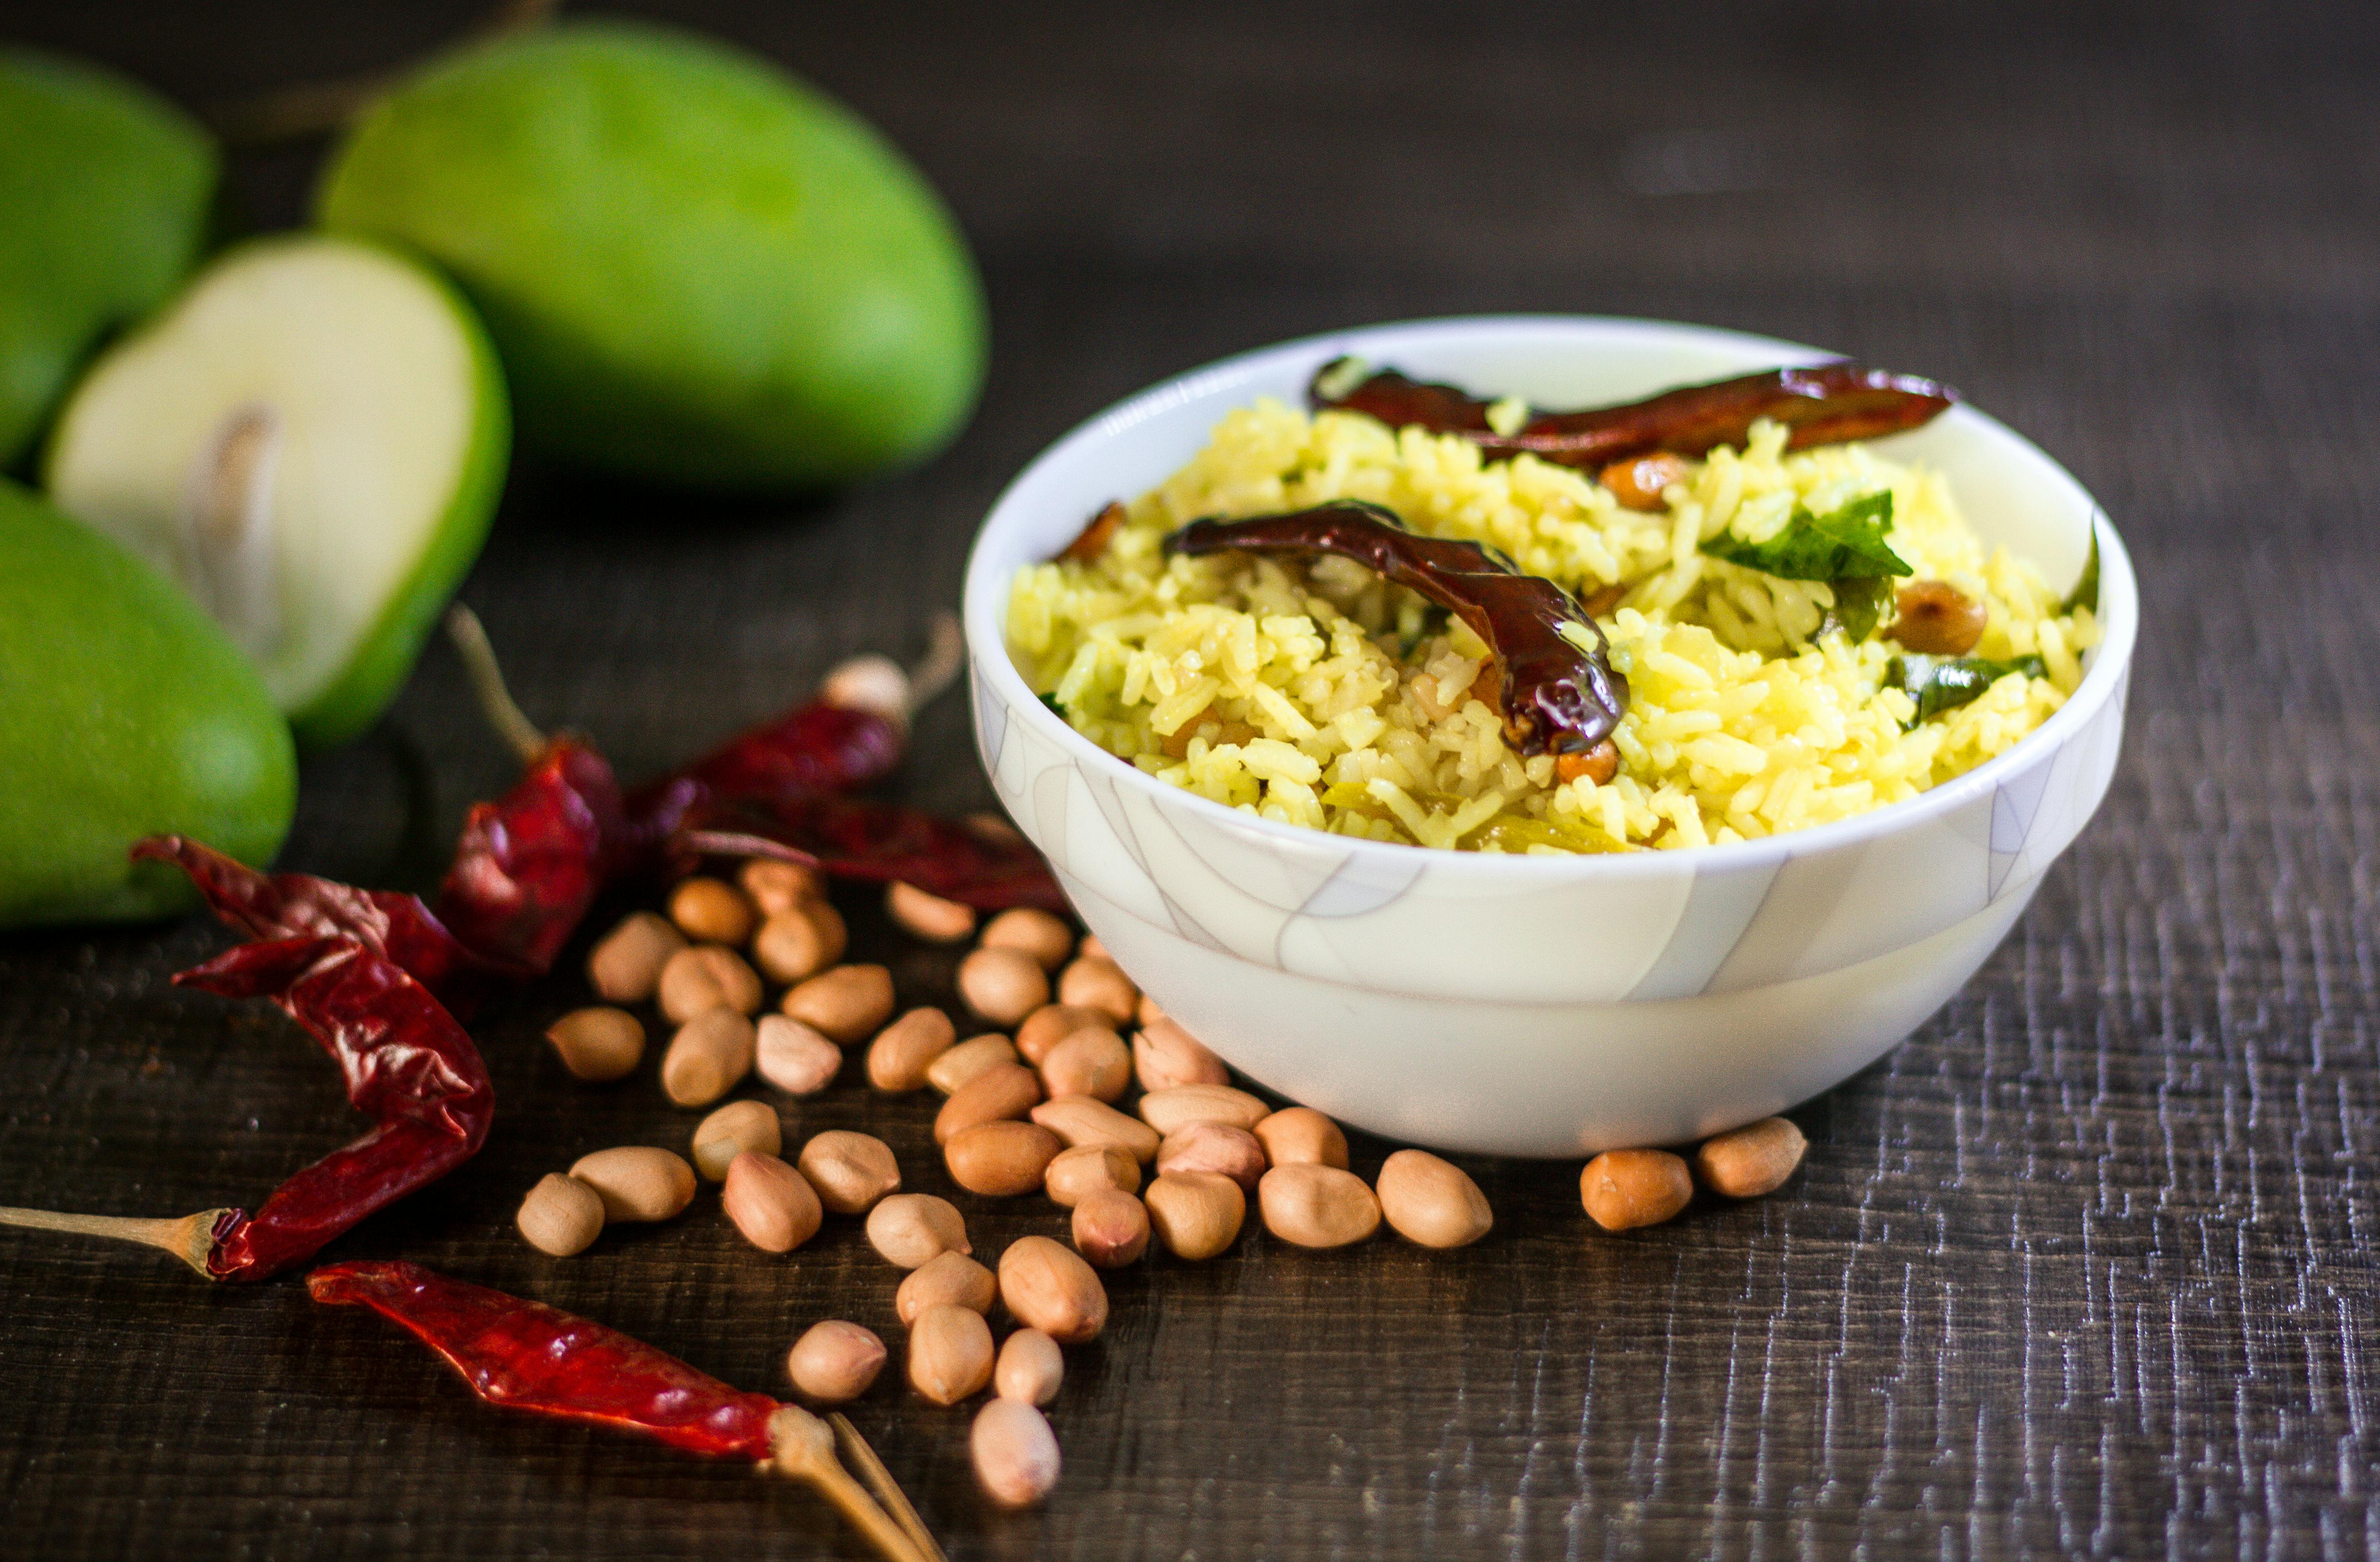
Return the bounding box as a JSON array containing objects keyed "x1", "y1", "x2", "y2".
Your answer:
[{"x1": 1005, "y1": 401, "x2": 2099, "y2": 854}]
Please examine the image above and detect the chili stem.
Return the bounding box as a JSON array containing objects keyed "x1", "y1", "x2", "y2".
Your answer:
[
  {"x1": 830, "y1": 1413, "x2": 949, "y2": 1562},
  {"x1": 444, "y1": 604, "x2": 551, "y2": 766},
  {"x1": 204, "y1": 0, "x2": 564, "y2": 146},
  {"x1": 903, "y1": 613, "x2": 967, "y2": 722},
  {"x1": 0, "y1": 1205, "x2": 229, "y2": 1278},
  {"x1": 769, "y1": 1407, "x2": 933, "y2": 1562}
]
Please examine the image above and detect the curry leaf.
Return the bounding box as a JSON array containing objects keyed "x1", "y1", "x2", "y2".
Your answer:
[
  {"x1": 2062, "y1": 531, "x2": 2100, "y2": 616},
  {"x1": 1820, "y1": 576, "x2": 1896, "y2": 643},
  {"x1": 1701, "y1": 491, "x2": 1913, "y2": 583},
  {"x1": 1888, "y1": 652, "x2": 2047, "y2": 725}
]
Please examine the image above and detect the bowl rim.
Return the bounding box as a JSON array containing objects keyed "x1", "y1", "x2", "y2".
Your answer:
[{"x1": 964, "y1": 312, "x2": 2138, "y2": 882}]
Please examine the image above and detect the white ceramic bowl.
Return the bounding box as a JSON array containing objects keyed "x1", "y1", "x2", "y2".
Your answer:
[{"x1": 963, "y1": 316, "x2": 2135, "y2": 1157}]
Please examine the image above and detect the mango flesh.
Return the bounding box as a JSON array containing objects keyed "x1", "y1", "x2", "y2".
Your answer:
[
  {"x1": 46, "y1": 235, "x2": 510, "y2": 749},
  {"x1": 0, "y1": 478, "x2": 295, "y2": 927},
  {"x1": 317, "y1": 21, "x2": 987, "y2": 492},
  {"x1": 0, "y1": 49, "x2": 216, "y2": 470}
]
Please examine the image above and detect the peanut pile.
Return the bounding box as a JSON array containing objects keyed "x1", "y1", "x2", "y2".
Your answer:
[{"x1": 523, "y1": 856, "x2": 1810, "y2": 1510}]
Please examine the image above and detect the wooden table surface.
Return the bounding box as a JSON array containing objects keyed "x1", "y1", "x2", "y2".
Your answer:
[{"x1": 4, "y1": 2, "x2": 2376, "y2": 1557}]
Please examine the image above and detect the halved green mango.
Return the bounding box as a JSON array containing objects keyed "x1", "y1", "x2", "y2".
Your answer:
[{"x1": 46, "y1": 234, "x2": 510, "y2": 748}]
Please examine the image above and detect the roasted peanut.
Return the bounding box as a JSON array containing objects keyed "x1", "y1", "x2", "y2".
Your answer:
[
  {"x1": 786, "y1": 1319, "x2": 884, "y2": 1403},
  {"x1": 1597, "y1": 451, "x2": 1693, "y2": 511},
  {"x1": 934, "y1": 1062, "x2": 1043, "y2": 1143},
  {"x1": 1253, "y1": 1106, "x2": 1348, "y2": 1169},
  {"x1": 1015, "y1": 1004, "x2": 1115, "y2": 1066},
  {"x1": 1043, "y1": 1142, "x2": 1139, "y2": 1207},
  {"x1": 895, "y1": 1251, "x2": 996, "y2": 1326},
  {"x1": 517, "y1": 1172, "x2": 605, "y2": 1256},
  {"x1": 979, "y1": 908, "x2": 1073, "y2": 970},
  {"x1": 946, "y1": 1121, "x2": 1064, "y2": 1197},
  {"x1": 781, "y1": 963, "x2": 893, "y2": 1044},
  {"x1": 887, "y1": 881, "x2": 976, "y2": 943},
  {"x1": 543, "y1": 1006, "x2": 645, "y2": 1083},
  {"x1": 866, "y1": 1007, "x2": 955, "y2": 1092},
  {"x1": 587, "y1": 912, "x2": 685, "y2": 1004},
  {"x1": 965, "y1": 810, "x2": 1026, "y2": 845},
  {"x1": 1555, "y1": 740, "x2": 1621, "y2": 786},
  {"x1": 752, "y1": 902, "x2": 849, "y2": 984},
  {"x1": 754, "y1": 1014, "x2": 842, "y2": 1094},
  {"x1": 1134, "y1": 1016, "x2": 1231, "y2": 1091},
  {"x1": 1040, "y1": 1027, "x2": 1131, "y2": 1102},
  {"x1": 820, "y1": 652, "x2": 909, "y2": 719},
  {"x1": 1032, "y1": 1095, "x2": 1162, "y2": 1162},
  {"x1": 1056, "y1": 955, "x2": 1138, "y2": 1024},
  {"x1": 795, "y1": 1130, "x2": 901, "y2": 1215},
  {"x1": 993, "y1": 1327, "x2": 1063, "y2": 1407},
  {"x1": 997, "y1": 1235, "x2": 1108, "y2": 1344},
  {"x1": 926, "y1": 1034, "x2": 1019, "y2": 1095},
  {"x1": 1580, "y1": 1148, "x2": 1694, "y2": 1230},
  {"x1": 739, "y1": 856, "x2": 824, "y2": 917},
  {"x1": 1375, "y1": 1149, "x2": 1492, "y2": 1248},
  {"x1": 865, "y1": 1193, "x2": 971, "y2": 1269},
  {"x1": 568, "y1": 1147, "x2": 697, "y2": 1223},
  {"x1": 657, "y1": 944, "x2": 763, "y2": 1024},
  {"x1": 661, "y1": 1008, "x2": 757, "y2": 1108},
  {"x1": 1136, "y1": 991, "x2": 1165, "y2": 1028},
  {"x1": 691, "y1": 1098, "x2": 781, "y2": 1181},
  {"x1": 721, "y1": 1151, "x2": 823, "y2": 1253},
  {"x1": 668, "y1": 876, "x2": 757, "y2": 946},
  {"x1": 971, "y1": 1399, "x2": 1061, "y2": 1509},
  {"x1": 1258, "y1": 1163, "x2": 1381, "y2": 1248},
  {"x1": 907, "y1": 1305, "x2": 994, "y2": 1405},
  {"x1": 1694, "y1": 1116, "x2": 1807, "y2": 1197},
  {"x1": 957, "y1": 946, "x2": 1048, "y2": 1027},
  {"x1": 1889, "y1": 580, "x2": 1988, "y2": 656},
  {"x1": 1144, "y1": 1170, "x2": 1244, "y2": 1260},
  {"x1": 1139, "y1": 1083, "x2": 1268, "y2": 1136},
  {"x1": 1156, "y1": 1121, "x2": 1267, "y2": 1193},
  {"x1": 1077, "y1": 933, "x2": 1110, "y2": 961},
  {"x1": 1071, "y1": 1187, "x2": 1150, "y2": 1268}
]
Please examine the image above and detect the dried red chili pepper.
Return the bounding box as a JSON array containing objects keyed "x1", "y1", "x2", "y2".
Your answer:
[
  {"x1": 628, "y1": 617, "x2": 959, "y2": 831},
  {"x1": 133, "y1": 835, "x2": 529, "y2": 1015},
  {"x1": 634, "y1": 703, "x2": 906, "y2": 831},
  {"x1": 434, "y1": 735, "x2": 636, "y2": 976},
  {"x1": 676, "y1": 796, "x2": 1069, "y2": 912},
  {"x1": 429, "y1": 606, "x2": 654, "y2": 974},
  {"x1": 1310, "y1": 359, "x2": 1956, "y2": 469},
  {"x1": 0, "y1": 934, "x2": 492, "y2": 1282},
  {"x1": 1056, "y1": 500, "x2": 1125, "y2": 563},
  {"x1": 1166, "y1": 500, "x2": 1628, "y2": 755},
  {"x1": 309, "y1": 1261, "x2": 932, "y2": 1562},
  {"x1": 439, "y1": 606, "x2": 1057, "y2": 936}
]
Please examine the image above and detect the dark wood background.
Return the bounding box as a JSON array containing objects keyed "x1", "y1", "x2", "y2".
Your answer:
[{"x1": 3, "y1": 1, "x2": 2375, "y2": 1556}]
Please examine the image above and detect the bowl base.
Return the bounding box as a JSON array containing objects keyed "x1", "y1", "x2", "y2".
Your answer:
[{"x1": 1074, "y1": 874, "x2": 2040, "y2": 1158}]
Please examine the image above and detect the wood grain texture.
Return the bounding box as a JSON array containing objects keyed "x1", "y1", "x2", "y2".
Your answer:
[{"x1": 2, "y1": 0, "x2": 2376, "y2": 1556}]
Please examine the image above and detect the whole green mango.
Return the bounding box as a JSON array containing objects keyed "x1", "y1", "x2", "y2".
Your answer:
[
  {"x1": 0, "y1": 49, "x2": 216, "y2": 470},
  {"x1": 0, "y1": 479, "x2": 295, "y2": 927},
  {"x1": 316, "y1": 21, "x2": 986, "y2": 492}
]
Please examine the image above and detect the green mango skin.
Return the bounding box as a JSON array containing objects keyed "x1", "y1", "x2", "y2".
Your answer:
[
  {"x1": 0, "y1": 49, "x2": 216, "y2": 471},
  {"x1": 0, "y1": 479, "x2": 295, "y2": 927},
  {"x1": 317, "y1": 21, "x2": 987, "y2": 492}
]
